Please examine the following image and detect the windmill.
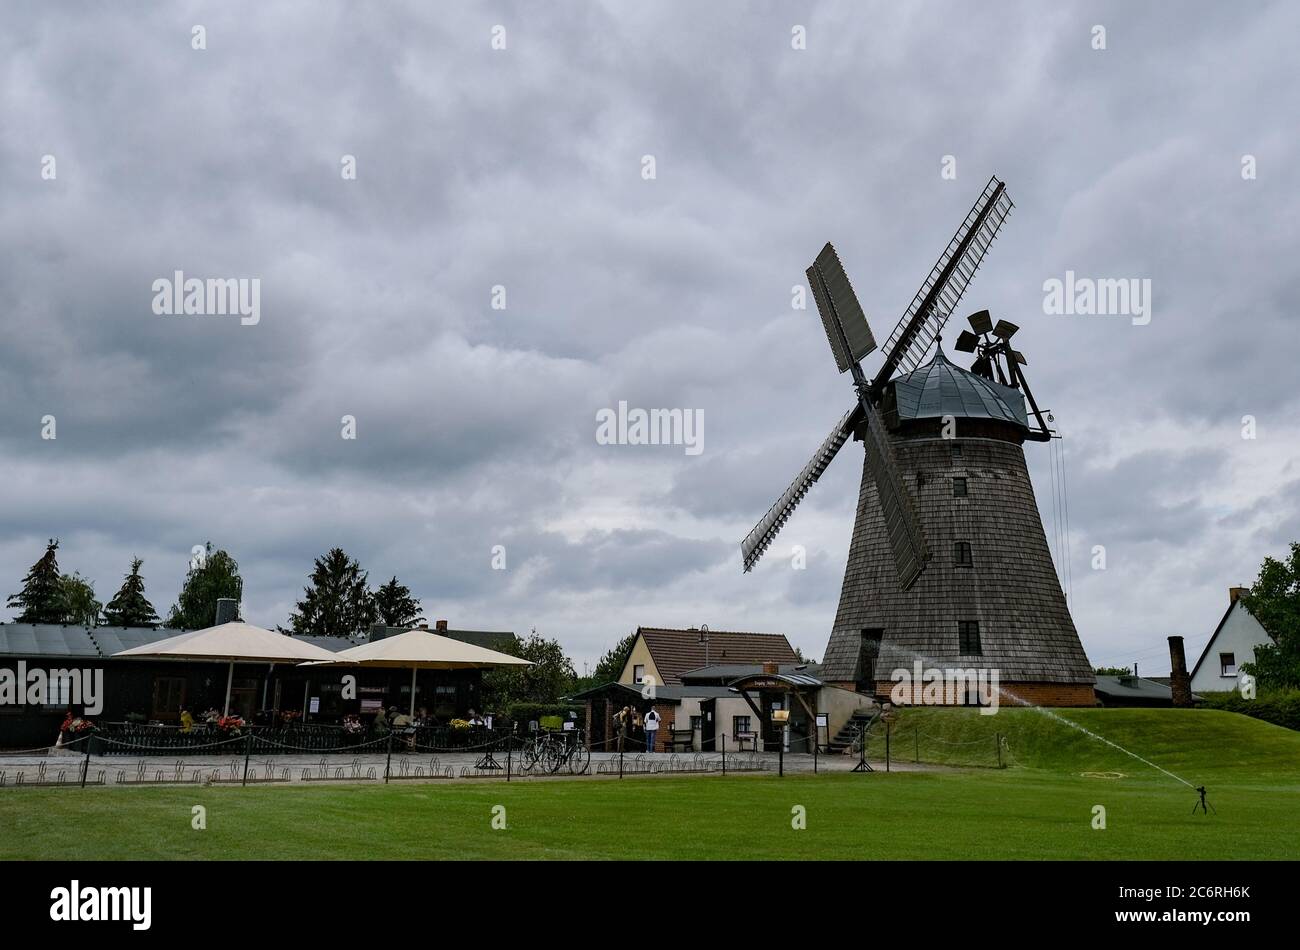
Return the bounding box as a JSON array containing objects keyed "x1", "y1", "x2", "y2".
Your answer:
[{"x1": 741, "y1": 176, "x2": 1095, "y2": 704}]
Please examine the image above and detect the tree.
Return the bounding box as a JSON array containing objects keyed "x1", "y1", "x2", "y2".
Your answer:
[
  {"x1": 573, "y1": 630, "x2": 638, "y2": 693},
  {"x1": 102, "y1": 557, "x2": 160, "y2": 627},
  {"x1": 285, "y1": 548, "x2": 376, "y2": 637},
  {"x1": 1240, "y1": 542, "x2": 1300, "y2": 690},
  {"x1": 373, "y1": 576, "x2": 423, "y2": 628},
  {"x1": 165, "y1": 544, "x2": 243, "y2": 629},
  {"x1": 58, "y1": 573, "x2": 102, "y2": 626},
  {"x1": 482, "y1": 629, "x2": 578, "y2": 710},
  {"x1": 7, "y1": 539, "x2": 65, "y2": 623}
]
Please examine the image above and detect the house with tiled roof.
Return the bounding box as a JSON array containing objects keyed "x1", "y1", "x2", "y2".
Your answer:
[
  {"x1": 617, "y1": 626, "x2": 799, "y2": 687},
  {"x1": 568, "y1": 625, "x2": 875, "y2": 755}
]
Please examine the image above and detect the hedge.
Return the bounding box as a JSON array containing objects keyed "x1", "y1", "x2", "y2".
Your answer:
[{"x1": 1199, "y1": 689, "x2": 1300, "y2": 732}]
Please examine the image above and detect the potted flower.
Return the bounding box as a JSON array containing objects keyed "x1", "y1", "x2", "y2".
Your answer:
[{"x1": 216, "y1": 715, "x2": 245, "y2": 736}]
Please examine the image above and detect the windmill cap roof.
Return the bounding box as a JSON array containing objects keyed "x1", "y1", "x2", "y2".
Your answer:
[{"x1": 892, "y1": 349, "x2": 1028, "y2": 428}]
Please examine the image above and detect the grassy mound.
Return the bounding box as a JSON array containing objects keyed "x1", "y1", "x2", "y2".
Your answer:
[{"x1": 886, "y1": 706, "x2": 1300, "y2": 782}]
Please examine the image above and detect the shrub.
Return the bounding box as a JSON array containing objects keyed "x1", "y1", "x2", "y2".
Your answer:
[{"x1": 1199, "y1": 689, "x2": 1300, "y2": 732}]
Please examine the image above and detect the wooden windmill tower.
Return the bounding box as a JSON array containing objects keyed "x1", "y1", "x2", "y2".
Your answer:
[{"x1": 741, "y1": 177, "x2": 1094, "y2": 706}]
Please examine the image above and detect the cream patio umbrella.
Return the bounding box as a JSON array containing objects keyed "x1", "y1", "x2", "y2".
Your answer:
[
  {"x1": 301, "y1": 628, "x2": 532, "y2": 718},
  {"x1": 114, "y1": 621, "x2": 340, "y2": 716}
]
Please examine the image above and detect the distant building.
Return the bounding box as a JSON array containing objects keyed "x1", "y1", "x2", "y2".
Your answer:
[
  {"x1": 1189, "y1": 588, "x2": 1272, "y2": 694},
  {"x1": 1093, "y1": 673, "x2": 1199, "y2": 707},
  {"x1": 572, "y1": 627, "x2": 873, "y2": 753}
]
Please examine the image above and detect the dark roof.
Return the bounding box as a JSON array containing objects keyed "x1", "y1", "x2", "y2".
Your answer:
[
  {"x1": 565, "y1": 681, "x2": 736, "y2": 704},
  {"x1": 891, "y1": 351, "x2": 1028, "y2": 429},
  {"x1": 728, "y1": 670, "x2": 822, "y2": 689},
  {"x1": 2, "y1": 624, "x2": 375, "y2": 659},
  {"x1": 636, "y1": 627, "x2": 800, "y2": 685},
  {"x1": 370, "y1": 625, "x2": 515, "y2": 652},
  {"x1": 680, "y1": 662, "x2": 822, "y2": 683},
  {"x1": 1093, "y1": 675, "x2": 1201, "y2": 705}
]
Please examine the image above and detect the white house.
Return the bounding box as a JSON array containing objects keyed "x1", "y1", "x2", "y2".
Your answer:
[{"x1": 1189, "y1": 588, "x2": 1272, "y2": 694}]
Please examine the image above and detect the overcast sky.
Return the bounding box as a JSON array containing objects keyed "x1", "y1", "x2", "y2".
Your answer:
[{"x1": 2, "y1": 1, "x2": 1297, "y2": 675}]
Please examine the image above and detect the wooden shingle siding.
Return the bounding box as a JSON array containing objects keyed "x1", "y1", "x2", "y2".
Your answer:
[{"x1": 822, "y1": 433, "x2": 1095, "y2": 702}]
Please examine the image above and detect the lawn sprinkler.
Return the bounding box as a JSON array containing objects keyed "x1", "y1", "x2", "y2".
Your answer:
[{"x1": 1192, "y1": 785, "x2": 1216, "y2": 816}]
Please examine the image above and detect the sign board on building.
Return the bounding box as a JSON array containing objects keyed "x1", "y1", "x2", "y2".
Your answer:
[{"x1": 309, "y1": 697, "x2": 320, "y2": 714}]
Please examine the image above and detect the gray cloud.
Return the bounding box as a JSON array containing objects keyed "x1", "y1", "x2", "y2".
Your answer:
[{"x1": 2, "y1": 1, "x2": 1297, "y2": 672}]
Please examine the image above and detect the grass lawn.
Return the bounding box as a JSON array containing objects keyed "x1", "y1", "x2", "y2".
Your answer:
[{"x1": 3, "y1": 708, "x2": 1298, "y2": 860}]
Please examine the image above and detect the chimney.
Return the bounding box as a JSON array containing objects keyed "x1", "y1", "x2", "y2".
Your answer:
[
  {"x1": 214, "y1": 598, "x2": 239, "y2": 626},
  {"x1": 762, "y1": 661, "x2": 779, "y2": 675},
  {"x1": 417, "y1": 622, "x2": 429, "y2": 630},
  {"x1": 1229, "y1": 586, "x2": 1247, "y2": 605},
  {"x1": 435, "y1": 619, "x2": 448, "y2": 632},
  {"x1": 1168, "y1": 636, "x2": 1192, "y2": 707}
]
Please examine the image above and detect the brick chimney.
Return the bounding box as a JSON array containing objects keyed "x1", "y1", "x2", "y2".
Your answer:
[
  {"x1": 1168, "y1": 636, "x2": 1192, "y2": 707},
  {"x1": 762, "y1": 661, "x2": 779, "y2": 675},
  {"x1": 1229, "y1": 586, "x2": 1247, "y2": 605},
  {"x1": 435, "y1": 619, "x2": 448, "y2": 632}
]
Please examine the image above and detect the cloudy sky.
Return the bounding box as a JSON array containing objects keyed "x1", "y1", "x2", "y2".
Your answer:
[{"x1": 2, "y1": 1, "x2": 1297, "y2": 675}]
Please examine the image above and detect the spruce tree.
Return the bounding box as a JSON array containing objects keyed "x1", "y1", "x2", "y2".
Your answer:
[
  {"x1": 102, "y1": 557, "x2": 160, "y2": 627},
  {"x1": 285, "y1": 548, "x2": 376, "y2": 637},
  {"x1": 7, "y1": 539, "x2": 65, "y2": 623},
  {"x1": 373, "y1": 575, "x2": 423, "y2": 628}
]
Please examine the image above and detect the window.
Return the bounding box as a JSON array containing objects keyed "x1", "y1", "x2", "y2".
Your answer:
[
  {"x1": 951, "y1": 443, "x2": 963, "y2": 460},
  {"x1": 632, "y1": 664, "x2": 645, "y2": 684},
  {"x1": 44, "y1": 672, "x2": 78, "y2": 710},
  {"x1": 1220, "y1": 653, "x2": 1237, "y2": 677},
  {"x1": 959, "y1": 621, "x2": 982, "y2": 656},
  {"x1": 732, "y1": 715, "x2": 752, "y2": 738},
  {"x1": 952, "y1": 477, "x2": 968, "y2": 497},
  {"x1": 954, "y1": 541, "x2": 973, "y2": 567},
  {"x1": 151, "y1": 676, "x2": 185, "y2": 720},
  {"x1": 689, "y1": 715, "x2": 702, "y2": 731}
]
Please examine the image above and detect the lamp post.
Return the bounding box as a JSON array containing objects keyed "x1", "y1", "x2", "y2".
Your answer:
[
  {"x1": 698, "y1": 624, "x2": 710, "y2": 666},
  {"x1": 773, "y1": 708, "x2": 789, "y2": 777}
]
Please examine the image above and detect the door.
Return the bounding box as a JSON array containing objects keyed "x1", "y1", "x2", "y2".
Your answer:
[
  {"x1": 858, "y1": 629, "x2": 884, "y2": 695},
  {"x1": 700, "y1": 698, "x2": 716, "y2": 752}
]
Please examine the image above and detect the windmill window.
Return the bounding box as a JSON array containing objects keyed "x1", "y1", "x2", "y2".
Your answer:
[
  {"x1": 958, "y1": 621, "x2": 982, "y2": 656},
  {"x1": 1220, "y1": 653, "x2": 1237, "y2": 677},
  {"x1": 633, "y1": 664, "x2": 645, "y2": 684},
  {"x1": 952, "y1": 477, "x2": 968, "y2": 497},
  {"x1": 951, "y1": 443, "x2": 963, "y2": 460},
  {"x1": 954, "y1": 541, "x2": 973, "y2": 567}
]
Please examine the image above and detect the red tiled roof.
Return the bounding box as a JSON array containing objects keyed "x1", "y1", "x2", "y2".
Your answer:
[{"x1": 637, "y1": 627, "x2": 799, "y2": 685}]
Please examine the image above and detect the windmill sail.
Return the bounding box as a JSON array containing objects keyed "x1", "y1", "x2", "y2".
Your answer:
[
  {"x1": 874, "y1": 177, "x2": 1013, "y2": 388},
  {"x1": 741, "y1": 406, "x2": 862, "y2": 571},
  {"x1": 807, "y1": 242, "x2": 877, "y2": 374},
  {"x1": 860, "y1": 400, "x2": 929, "y2": 588}
]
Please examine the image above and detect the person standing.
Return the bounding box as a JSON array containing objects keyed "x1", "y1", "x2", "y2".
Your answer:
[{"x1": 643, "y1": 707, "x2": 660, "y2": 753}]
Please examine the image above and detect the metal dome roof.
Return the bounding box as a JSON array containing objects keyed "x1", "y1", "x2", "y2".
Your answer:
[{"x1": 891, "y1": 349, "x2": 1028, "y2": 429}]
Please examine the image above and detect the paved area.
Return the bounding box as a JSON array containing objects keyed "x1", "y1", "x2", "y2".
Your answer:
[{"x1": 0, "y1": 747, "x2": 925, "y2": 787}]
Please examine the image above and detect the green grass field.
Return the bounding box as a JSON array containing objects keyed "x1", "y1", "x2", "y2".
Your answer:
[{"x1": 3, "y1": 708, "x2": 1298, "y2": 860}]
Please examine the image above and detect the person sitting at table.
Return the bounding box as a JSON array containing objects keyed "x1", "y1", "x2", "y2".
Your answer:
[
  {"x1": 373, "y1": 707, "x2": 389, "y2": 733},
  {"x1": 467, "y1": 708, "x2": 485, "y2": 727},
  {"x1": 179, "y1": 707, "x2": 194, "y2": 733},
  {"x1": 392, "y1": 710, "x2": 412, "y2": 729}
]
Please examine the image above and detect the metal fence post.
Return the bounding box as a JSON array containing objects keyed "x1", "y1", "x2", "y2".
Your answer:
[
  {"x1": 721, "y1": 733, "x2": 726, "y2": 775},
  {"x1": 813, "y1": 732, "x2": 818, "y2": 774},
  {"x1": 618, "y1": 741, "x2": 623, "y2": 779},
  {"x1": 80, "y1": 734, "x2": 91, "y2": 788},
  {"x1": 506, "y1": 734, "x2": 512, "y2": 782},
  {"x1": 385, "y1": 732, "x2": 393, "y2": 784},
  {"x1": 242, "y1": 732, "x2": 252, "y2": 786}
]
